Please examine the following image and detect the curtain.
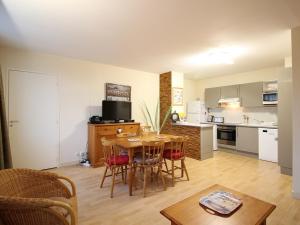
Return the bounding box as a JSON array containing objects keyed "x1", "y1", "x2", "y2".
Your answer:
[{"x1": 0, "y1": 66, "x2": 12, "y2": 169}]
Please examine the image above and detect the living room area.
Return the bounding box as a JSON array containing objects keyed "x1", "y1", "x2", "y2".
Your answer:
[{"x1": 1, "y1": 1, "x2": 300, "y2": 225}]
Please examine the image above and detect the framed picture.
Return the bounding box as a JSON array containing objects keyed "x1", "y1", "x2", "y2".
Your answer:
[
  {"x1": 172, "y1": 87, "x2": 183, "y2": 106},
  {"x1": 106, "y1": 83, "x2": 131, "y2": 101}
]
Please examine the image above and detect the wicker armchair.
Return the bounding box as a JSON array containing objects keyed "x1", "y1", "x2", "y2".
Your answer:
[{"x1": 0, "y1": 169, "x2": 77, "y2": 225}]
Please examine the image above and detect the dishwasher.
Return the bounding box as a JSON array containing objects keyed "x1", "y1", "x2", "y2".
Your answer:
[{"x1": 258, "y1": 128, "x2": 278, "y2": 162}]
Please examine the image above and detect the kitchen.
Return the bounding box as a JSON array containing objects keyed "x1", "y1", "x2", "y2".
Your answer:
[{"x1": 177, "y1": 67, "x2": 293, "y2": 176}]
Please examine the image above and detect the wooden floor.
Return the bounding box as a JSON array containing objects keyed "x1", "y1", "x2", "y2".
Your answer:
[{"x1": 52, "y1": 151, "x2": 300, "y2": 225}]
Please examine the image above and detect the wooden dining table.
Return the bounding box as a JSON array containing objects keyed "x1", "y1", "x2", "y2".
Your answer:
[{"x1": 110, "y1": 133, "x2": 180, "y2": 196}]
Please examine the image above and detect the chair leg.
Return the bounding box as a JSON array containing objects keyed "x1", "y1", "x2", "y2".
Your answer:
[
  {"x1": 164, "y1": 158, "x2": 169, "y2": 173},
  {"x1": 159, "y1": 166, "x2": 166, "y2": 191},
  {"x1": 151, "y1": 167, "x2": 154, "y2": 182},
  {"x1": 181, "y1": 160, "x2": 184, "y2": 178},
  {"x1": 100, "y1": 166, "x2": 108, "y2": 188},
  {"x1": 133, "y1": 165, "x2": 137, "y2": 190},
  {"x1": 110, "y1": 167, "x2": 116, "y2": 198},
  {"x1": 171, "y1": 160, "x2": 175, "y2": 187},
  {"x1": 124, "y1": 165, "x2": 127, "y2": 184},
  {"x1": 183, "y1": 160, "x2": 189, "y2": 181},
  {"x1": 143, "y1": 167, "x2": 147, "y2": 197},
  {"x1": 121, "y1": 166, "x2": 125, "y2": 183}
]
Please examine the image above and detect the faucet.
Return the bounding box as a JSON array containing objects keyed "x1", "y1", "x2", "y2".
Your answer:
[{"x1": 242, "y1": 115, "x2": 249, "y2": 124}]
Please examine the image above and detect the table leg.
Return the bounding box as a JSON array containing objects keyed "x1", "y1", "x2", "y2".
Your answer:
[{"x1": 128, "y1": 149, "x2": 133, "y2": 196}]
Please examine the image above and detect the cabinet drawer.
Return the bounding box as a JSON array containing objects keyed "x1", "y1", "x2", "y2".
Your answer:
[
  {"x1": 123, "y1": 125, "x2": 139, "y2": 133},
  {"x1": 97, "y1": 126, "x2": 117, "y2": 135}
]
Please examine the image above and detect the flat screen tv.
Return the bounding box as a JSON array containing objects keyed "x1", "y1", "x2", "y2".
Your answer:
[{"x1": 102, "y1": 100, "x2": 131, "y2": 121}]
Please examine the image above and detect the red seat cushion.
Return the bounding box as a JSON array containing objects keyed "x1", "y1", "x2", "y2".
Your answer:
[
  {"x1": 163, "y1": 149, "x2": 184, "y2": 160},
  {"x1": 107, "y1": 155, "x2": 129, "y2": 166}
]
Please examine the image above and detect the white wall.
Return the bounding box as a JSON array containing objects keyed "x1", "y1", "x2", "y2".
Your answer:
[
  {"x1": 0, "y1": 47, "x2": 159, "y2": 165},
  {"x1": 171, "y1": 72, "x2": 198, "y2": 115},
  {"x1": 184, "y1": 79, "x2": 198, "y2": 103},
  {"x1": 292, "y1": 27, "x2": 300, "y2": 199}
]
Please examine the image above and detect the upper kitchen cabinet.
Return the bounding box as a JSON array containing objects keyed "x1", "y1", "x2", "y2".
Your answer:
[
  {"x1": 239, "y1": 82, "x2": 263, "y2": 107},
  {"x1": 205, "y1": 87, "x2": 220, "y2": 108},
  {"x1": 220, "y1": 85, "x2": 239, "y2": 99}
]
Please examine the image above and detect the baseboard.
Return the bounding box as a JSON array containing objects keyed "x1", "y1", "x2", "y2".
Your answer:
[
  {"x1": 59, "y1": 161, "x2": 79, "y2": 167},
  {"x1": 292, "y1": 191, "x2": 300, "y2": 199}
]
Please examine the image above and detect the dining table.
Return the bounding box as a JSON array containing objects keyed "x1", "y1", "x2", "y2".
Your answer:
[{"x1": 110, "y1": 133, "x2": 181, "y2": 196}]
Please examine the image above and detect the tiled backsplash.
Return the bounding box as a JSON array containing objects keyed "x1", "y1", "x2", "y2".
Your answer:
[{"x1": 209, "y1": 107, "x2": 277, "y2": 124}]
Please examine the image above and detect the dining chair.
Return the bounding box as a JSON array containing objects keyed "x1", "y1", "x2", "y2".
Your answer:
[
  {"x1": 163, "y1": 136, "x2": 189, "y2": 186},
  {"x1": 100, "y1": 138, "x2": 129, "y2": 198},
  {"x1": 133, "y1": 140, "x2": 166, "y2": 197}
]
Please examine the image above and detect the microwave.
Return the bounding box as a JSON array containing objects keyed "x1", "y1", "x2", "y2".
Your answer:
[{"x1": 263, "y1": 92, "x2": 278, "y2": 105}]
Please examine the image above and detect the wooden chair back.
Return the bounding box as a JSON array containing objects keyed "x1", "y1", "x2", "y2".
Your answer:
[
  {"x1": 140, "y1": 141, "x2": 164, "y2": 165},
  {"x1": 101, "y1": 138, "x2": 121, "y2": 166},
  {"x1": 169, "y1": 136, "x2": 188, "y2": 160}
]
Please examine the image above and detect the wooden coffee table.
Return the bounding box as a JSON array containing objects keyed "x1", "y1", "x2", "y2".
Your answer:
[{"x1": 160, "y1": 184, "x2": 276, "y2": 225}]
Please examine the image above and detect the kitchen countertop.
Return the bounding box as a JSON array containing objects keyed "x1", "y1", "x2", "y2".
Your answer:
[
  {"x1": 202, "y1": 122, "x2": 278, "y2": 129},
  {"x1": 173, "y1": 122, "x2": 213, "y2": 128}
]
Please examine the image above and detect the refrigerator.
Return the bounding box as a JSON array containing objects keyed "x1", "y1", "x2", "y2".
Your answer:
[{"x1": 186, "y1": 101, "x2": 207, "y2": 123}]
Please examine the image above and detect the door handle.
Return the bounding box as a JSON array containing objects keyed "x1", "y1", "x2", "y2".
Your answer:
[
  {"x1": 9, "y1": 120, "x2": 19, "y2": 127},
  {"x1": 9, "y1": 120, "x2": 19, "y2": 123}
]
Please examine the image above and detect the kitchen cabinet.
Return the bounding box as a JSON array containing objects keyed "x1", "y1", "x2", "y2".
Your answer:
[
  {"x1": 236, "y1": 127, "x2": 259, "y2": 154},
  {"x1": 220, "y1": 85, "x2": 239, "y2": 99},
  {"x1": 239, "y1": 82, "x2": 263, "y2": 107},
  {"x1": 278, "y1": 77, "x2": 293, "y2": 175},
  {"x1": 205, "y1": 87, "x2": 220, "y2": 108}
]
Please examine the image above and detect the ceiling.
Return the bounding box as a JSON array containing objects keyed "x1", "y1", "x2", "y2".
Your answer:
[{"x1": 0, "y1": 0, "x2": 300, "y2": 79}]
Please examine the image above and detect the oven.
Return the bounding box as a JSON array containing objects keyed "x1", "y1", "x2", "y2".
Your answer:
[{"x1": 217, "y1": 125, "x2": 236, "y2": 147}]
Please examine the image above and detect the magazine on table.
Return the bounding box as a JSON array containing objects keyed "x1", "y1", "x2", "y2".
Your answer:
[{"x1": 199, "y1": 191, "x2": 242, "y2": 215}]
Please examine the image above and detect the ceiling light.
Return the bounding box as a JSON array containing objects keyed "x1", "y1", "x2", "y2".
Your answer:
[{"x1": 185, "y1": 46, "x2": 247, "y2": 65}]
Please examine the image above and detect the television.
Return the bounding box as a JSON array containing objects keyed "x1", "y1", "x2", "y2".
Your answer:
[{"x1": 102, "y1": 100, "x2": 132, "y2": 121}]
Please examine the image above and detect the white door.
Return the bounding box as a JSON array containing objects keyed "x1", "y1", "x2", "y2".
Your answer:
[{"x1": 8, "y1": 70, "x2": 59, "y2": 170}]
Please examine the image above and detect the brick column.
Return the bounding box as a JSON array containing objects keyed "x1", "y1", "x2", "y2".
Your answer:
[{"x1": 159, "y1": 72, "x2": 172, "y2": 132}]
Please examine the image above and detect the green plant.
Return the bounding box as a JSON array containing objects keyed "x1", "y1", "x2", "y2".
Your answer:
[{"x1": 140, "y1": 101, "x2": 171, "y2": 133}]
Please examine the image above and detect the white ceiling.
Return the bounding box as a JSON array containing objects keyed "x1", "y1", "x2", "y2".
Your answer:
[{"x1": 0, "y1": 0, "x2": 300, "y2": 79}]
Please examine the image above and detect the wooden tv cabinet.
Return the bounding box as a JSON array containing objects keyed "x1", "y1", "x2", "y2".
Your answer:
[{"x1": 88, "y1": 122, "x2": 140, "y2": 167}]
